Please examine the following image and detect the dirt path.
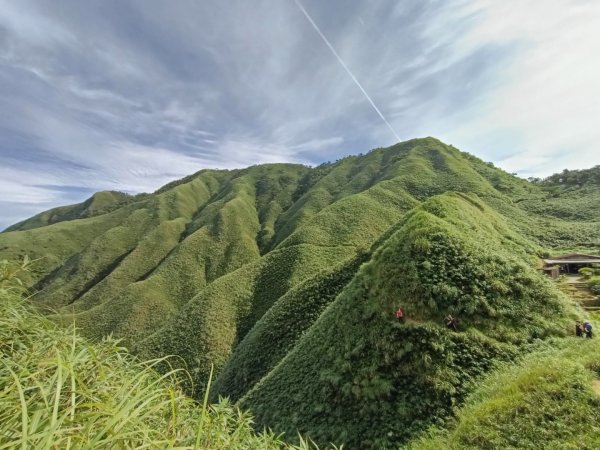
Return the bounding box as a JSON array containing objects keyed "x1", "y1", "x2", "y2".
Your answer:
[{"x1": 564, "y1": 275, "x2": 583, "y2": 284}]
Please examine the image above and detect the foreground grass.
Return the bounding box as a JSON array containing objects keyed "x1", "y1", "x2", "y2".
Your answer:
[
  {"x1": 409, "y1": 338, "x2": 600, "y2": 449},
  {"x1": 0, "y1": 289, "x2": 333, "y2": 449}
]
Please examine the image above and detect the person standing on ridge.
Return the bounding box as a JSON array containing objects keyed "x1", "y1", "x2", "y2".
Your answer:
[
  {"x1": 445, "y1": 314, "x2": 458, "y2": 332},
  {"x1": 584, "y1": 321, "x2": 593, "y2": 339},
  {"x1": 576, "y1": 321, "x2": 584, "y2": 337},
  {"x1": 395, "y1": 307, "x2": 405, "y2": 323}
]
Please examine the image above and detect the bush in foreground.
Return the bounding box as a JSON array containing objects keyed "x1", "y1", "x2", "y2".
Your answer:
[
  {"x1": 409, "y1": 338, "x2": 600, "y2": 449},
  {"x1": 0, "y1": 289, "x2": 335, "y2": 449}
]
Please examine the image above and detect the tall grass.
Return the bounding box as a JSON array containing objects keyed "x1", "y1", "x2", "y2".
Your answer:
[{"x1": 0, "y1": 287, "x2": 338, "y2": 449}]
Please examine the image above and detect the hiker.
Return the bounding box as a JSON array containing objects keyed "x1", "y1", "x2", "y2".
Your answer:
[
  {"x1": 584, "y1": 321, "x2": 593, "y2": 339},
  {"x1": 395, "y1": 307, "x2": 405, "y2": 323},
  {"x1": 576, "y1": 321, "x2": 584, "y2": 337},
  {"x1": 445, "y1": 314, "x2": 458, "y2": 332}
]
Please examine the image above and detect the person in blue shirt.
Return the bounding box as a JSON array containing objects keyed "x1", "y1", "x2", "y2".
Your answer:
[{"x1": 584, "y1": 321, "x2": 593, "y2": 339}]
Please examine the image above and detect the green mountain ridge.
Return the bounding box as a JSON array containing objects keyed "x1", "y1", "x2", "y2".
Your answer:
[
  {"x1": 238, "y1": 192, "x2": 575, "y2": 448},
  {"x1": 1, "y1": 137, "x2": 599, "y2": 448}
]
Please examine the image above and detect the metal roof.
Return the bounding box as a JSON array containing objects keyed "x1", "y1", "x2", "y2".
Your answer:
[
  {"x1": 543, "y1": 259, "x2": 600, "y2": 265},
  {"x1": 548, "y1": 253, "x2": 600, "y2": 260}
]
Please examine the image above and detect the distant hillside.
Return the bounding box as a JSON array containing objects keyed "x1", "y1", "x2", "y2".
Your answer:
[
  {"x1": 517, "y1": 166, "x2": 600, "y2": 223},
  {"x1": 4, "y1": 190, "x2": 143, "y2": 232},
  {"x1": 1, "y1": 137, "x2": 598, "y2": 448},
  {"x1": 539, "y1": 165, "x2": 600, "y2": 187}
]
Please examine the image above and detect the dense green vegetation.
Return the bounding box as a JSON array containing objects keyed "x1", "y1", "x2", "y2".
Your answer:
[
  {"x1": 538, "y1": 165, "x2": 600, "y2": 187},
  {"x1": 0, "y1": 287, "x2": 333, "y2": 449},
  {"x1": 1, "y1": 137, "x2": 599, "y2": 448},
  {"x1": 518, "y1": 166, "x2": 600, "y2": 223},
  {"x1": 4, "y1": 190, "x2": 143, "y2": 233},
  {"x1": 240, "y1": 193, "x2": 576, "y2": 448},
  {"x1": 409, "y1": 338, "x2": 600, "y2": 449},
  {"x1": 211, "y1": 252, "x2": 370, "y2": 402}
]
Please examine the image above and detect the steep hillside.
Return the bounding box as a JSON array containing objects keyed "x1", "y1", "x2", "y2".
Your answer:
[
  {"x1": 1, "y1": 137, "x2": 598, "y2": 447},
  {"x1": 409, "y1": 338, "x2": 600, "y2": 449},
  {"x1": 239, "y1": 193, "x2": 576, "y2": 448},
  {"x1": 210, "y1": 252, "x2": 370, "y2": 403}
]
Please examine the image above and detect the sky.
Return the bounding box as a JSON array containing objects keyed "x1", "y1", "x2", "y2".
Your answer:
[{"x1": 1, "y1": 0, "x2": 599, "y2": 230}]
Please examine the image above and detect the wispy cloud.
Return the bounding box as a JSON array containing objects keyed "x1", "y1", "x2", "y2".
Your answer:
[
  {"x1": 438, "y1": 0, "x2": 600, "y2": 177},
  {"x1": 0, "y1": 0, "x2": 599, "y2": 229},
  {"x1": 292, "y1": 0, "x2": 401, "y2": 141}
]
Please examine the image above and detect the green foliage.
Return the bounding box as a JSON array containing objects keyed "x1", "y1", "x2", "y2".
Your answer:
[
  {"x1": 580, "y1": 267, "x2": 594, "y2": 279},
  {"x1": 0, "y1": 255, "x2": 36, "y2": 293},
  {"x1": 0, "y1": 290, "x2": 336, "y2": 449},
  {"x1": 514, "y1": 166, "x2": 600, "y2": 223},
  {"x1": 212, "y1": 252, "x2": 370, "y2": 402},
  {"x1": 240, "y1": 194, "x2": 575, "y2": 449},
  {"x1": 0, "y1": 137, "x2": 597, "y2": 448},
  {"x1": 588, "y1": 276, "x2": 600, "y2": 296},
  {"x1": 541, "y1": 165, "x2": 600, "y2": 187},
  {"x1": 408, "y1": 338, "x2": 600, "y2": 449},
  {"x1": 134, "y1": 243, "x2": 357, "y2": 398}
]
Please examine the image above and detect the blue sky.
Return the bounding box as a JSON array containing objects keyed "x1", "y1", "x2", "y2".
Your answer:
[{"x1": 1, "y1": 0, "x2": 599, "y2": 230}]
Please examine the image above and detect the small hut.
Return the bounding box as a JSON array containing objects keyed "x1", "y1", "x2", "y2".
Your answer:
[
  {"x1": 541, "y1": 265, "x2": 560, "y2": 279},
  {"x1": 542, "y1": 253, "x2": 600, "y2": 277}
]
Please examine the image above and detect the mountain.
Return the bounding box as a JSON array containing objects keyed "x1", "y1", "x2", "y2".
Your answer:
[
  {"x1": 1, "y1": 137, "x2": 598, "y2": 448},
  {"x1": 237, "y1": 192, "x2": 575, "y2": 447}
]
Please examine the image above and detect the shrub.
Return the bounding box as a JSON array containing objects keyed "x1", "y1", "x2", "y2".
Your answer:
[
  {"x1": 241, "y1": 194, "x2": 574, "y2": 449},
  {"x1": 0, "y1": 255, "x2": 35, "y2": 293},
  {"x1": 579, "y1": 267, "x2": 594, "y2": 279},
  {"x1": 0, "y1": 290, "x2": 335, "y2": 449},
  {"x1": 408, "y1": 339, "x2": 600, "y2": 449}
]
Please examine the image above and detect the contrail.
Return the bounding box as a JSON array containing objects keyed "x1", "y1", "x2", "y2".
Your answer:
[{"x1": 293, "y1": 0, "x2": 400, "y2": 142}]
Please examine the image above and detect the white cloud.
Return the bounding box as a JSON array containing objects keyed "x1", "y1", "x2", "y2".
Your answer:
[
  {"x1": 444, "y1": 0, "x2": 600, "y2": 176},
  {"x1": 1, "y1": 0, "x2": 600, "y2": 230}
]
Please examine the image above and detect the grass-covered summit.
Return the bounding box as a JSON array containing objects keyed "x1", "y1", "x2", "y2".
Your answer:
[
  {"x1": 1, "y1": 137, "x2": 598, "y2": 448},
  {"x1": 238, "y1": 192, "x2": 576, "y2": 448}
]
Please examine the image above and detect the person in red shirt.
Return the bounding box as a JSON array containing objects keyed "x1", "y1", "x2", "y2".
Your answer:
[{"x1": 395, "y1": 307, "x2": 405, "y2": 322}]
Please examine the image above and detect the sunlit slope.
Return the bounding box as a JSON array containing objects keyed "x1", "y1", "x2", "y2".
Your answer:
[
  {"x1": 0, "y1": 137, "x2": 596, "y2": 385},
  {"x1": 409, "y1": 338, "x2": 600, "y2": 449},
  {"x1": 240, "y1": 193, "x2": 575, "y2": 449},
  {"x1": 0, "y1": 139, "x2": 483, "y2": 331},
  {"x1": 4, "y1": 190, "x2": 140, "y2": 232},
  {"x1": 49, "y1": 165, "x2": 311, "y2": 339},
  {"x1": 129, "y1": 139, "x2": 530, "y2": 392}
]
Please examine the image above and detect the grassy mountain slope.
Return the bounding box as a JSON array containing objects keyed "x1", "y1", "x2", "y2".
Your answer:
[
  {"x1": 519, "y1": 165, "x2": 600, "y2": 222},
  {"x1": 4, "y1": 190, "x2": 141, "y2": 232},
  {"x1": 239, "y1": 193, "x2": 576, "y2": 448},
  {"x1": 133, "y1": 242, "x2": 359, "y2": 395},
  {"x1": 0, "y1": 288, "x2": 326, "y2": 449},
  {"x1": 409, "y1": 338, "x2": 600, "y2": 449},
  {"x1": 1, "y1": 137, "x2": 599, "y2": 447},
  {"x1": 211, "y1": 252, "x2": 370, "y2": 403}
]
